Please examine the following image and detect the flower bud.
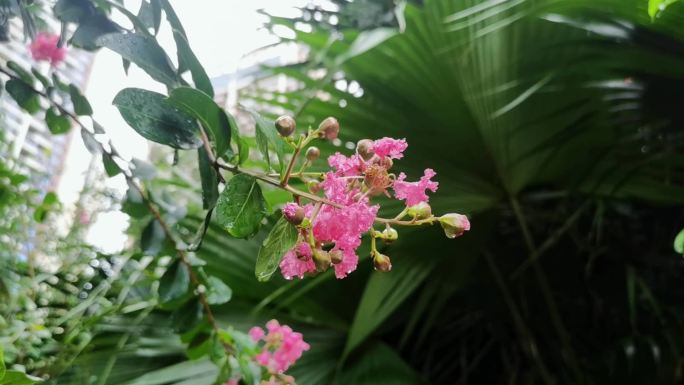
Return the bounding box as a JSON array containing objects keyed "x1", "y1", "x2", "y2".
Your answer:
[
  {"x1": 318, "y1": 117, "x2": 339, "y2": 140},
  {"x1": 295, "y1": 244, "x2": 311, "y2": 261},
  {"x1": 313, "y1": 249, "x2": 331, "y2": 272},
  {"x1": 282, "y1": 203, "x2": 305, "y2": 225},
  {"x1": 307, "y1": 180, "x2": 321, "y2": 194},
  {"x1": 439, "y1": 213, "x2": 471, "y2": 239},
  {"x1": 275, "y1": 115, "x2": 296, "y2": 137},
  {"x1": 356, "y1": 139, "x2": 375, "y2": 161},
  {"x1": 370, "y1": 155, "x2": 393, "y2": 170},
  {"x1": 305, "y1": 146, "x2": 320, "y2": 161},
  {"x1": 372, "y1": 252, "x2": 392, "y2": 272},
  {"x1": 381, "y1": 227, "x2": 398, "y2": 243},
  {"x1": 407, "y1": 202, "x2": 432, "y2": 220},
  {"x1": 329, "y1": 249, "x2": 344, "y2": 265}
]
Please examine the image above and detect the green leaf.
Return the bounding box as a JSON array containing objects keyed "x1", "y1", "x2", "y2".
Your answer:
[
  {"x1": 244, "y1": 108, "x2": 285, "y2": 172},
  {"x1": 158, "y1": 259, "x2": 191, "y2": 308},
  {"x1": 188, "y1": 209, "x2": 213, "y2": 252},
  {"x1": 137, "y1": 0, "x2": 162, "y2": 35},
  {"x1": 7, "y1": 61, "x2": 34, "y2": 84},
  {"x1": 102, "y1": 153, "x2": 122, "y2": 177},
  {"x1": 6, "y1": 79, "x2": 40, "y2": 114},
  {"x1": 674, "y1": 228, "x2": 684, "y2": 254},
  {"x1": 167, "y1": 87, "x2": 230, "y2": 159},
  {"x1": 158, "y1": 0, "x2": 186, "y2": 38},
  {"x1": 205, "y1": 276, "x2": 232, "y2": 305},
  {"x1": 255, "y1": 216, "x2": 298, "y2": 282},
  {"x1": 649, "y1": 0, "x2": 679, "y2": 19},
  {"x1": 186, "y1": 332, "x2": 211, "y2": 360},
  {"x1": 80, "y1": 128, "x2": 102, "y2": 154},
  {"x1": 140, "y1": 219, "x2": 166, "y2": 255},
  {"x1": 0, "y1": 344, "x2": 5, "y2": 380},
  {"x1": 215, "y1": 174, "x2": 266, "y2": 238},
  {"x1": 171, "y1": 31, "x2": 214, "y2": 97},
  {"x1": 34, "y1": 192, "x2": 59, "y2": 223},
  {"x1": 70, "y1": 14, "x2": 120, "y2": 50},
  {"x1": 0, "y1": 370, "x2": 42, "y2": 385},
  {"x1": 122, "y1": 181, "x2": 148, "y2": 218},
  {"x1": 113, "y1": 88, "x2": 202, "y2": 150},
  {"x1": 46, "y1": 107, "x2": 71, "y2": 134},
  {"x1": 31, "y1": 68, "x2": 50, "y2": 89},
  {"x1": 69, "y1": 84, "x2": 93, "y2": 116},
  {"x1": 198, "y1": 149, "x2": 219, "y2": 210},
  {"x1": 96, "y1": 33, "x2": 178, "y2": 87},
  {"x1": 53, "y1": 0, "x2": 94, "y2": 23},
  {"x1": 172, "y1": 298, "x2": 203, "y2": 334},
  {"x1": 227, "y1": 112, "x2": 248, "y2": 165}
]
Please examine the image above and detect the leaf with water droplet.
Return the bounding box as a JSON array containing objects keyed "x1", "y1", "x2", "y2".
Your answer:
[
  {"x1": 255, "y1": 216, "x2": 298, "y2": 282},
  {"x1": 113, "y1": 88, "x2": 202, "y2": 149}
]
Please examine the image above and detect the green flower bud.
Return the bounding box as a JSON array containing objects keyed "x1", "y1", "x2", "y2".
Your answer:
[
  {"x1": 275, "y1": 115, "x2": 296, "y2": 137},
  {"x1": 313, "y1": 249, "x2": 331, "y2": 272},
  {"x1": 381, "y1": 227, "x2": 398, "y2": 243},
  {"x1": 307, "y1": 180, "x2": 321, "y2": 194},
  {"x1": 330, "y1": 249, "x2": 344, "y2": 265},
  {"x1": 356, "y1": 139, "x2": 374, "y2": 161},
  {"x1": 407, "y1": 202, "x2": 432, "y2": 220},
  {"x1": 305, "y1": 146, "x2": 320, "y2": 161},
  {"x1": 372, "y1": 252, "x2": 392, "y2": 272},
  {"x1": 318, "y1": 117, "x2": 339, "y2": 140},
  {"x1": 439, "y1": 213, "x2": 471, "y2": 239}
]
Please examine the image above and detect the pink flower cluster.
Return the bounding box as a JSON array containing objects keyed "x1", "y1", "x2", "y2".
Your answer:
[
  {"x1": 279, "y1": 137, "x2": 441, "y2": 280},
  {"x1": 29, "y1": 32, "x2": 66, "y2": 66},
  {"x1": 249, "y1": 320, "x2": 310, "y2": 374}
]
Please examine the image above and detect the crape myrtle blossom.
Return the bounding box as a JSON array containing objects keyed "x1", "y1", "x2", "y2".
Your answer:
[
  {"x1": 29, "y1": 32, "x2": 66, "y2": 66},
  {"x1": 274, "y1": 123, "x2": 469, "y2": 280},
  {"x1": 249, "y1": 320, "x2": 309, "y2": 374},
  {"x1": 394, "y1": 168, "x2": 439, "y2": 207}
]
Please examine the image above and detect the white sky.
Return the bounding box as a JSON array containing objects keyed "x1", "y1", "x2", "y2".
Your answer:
[{"x1": 57, "y1": 0, "x2": 309, "y2": 253}]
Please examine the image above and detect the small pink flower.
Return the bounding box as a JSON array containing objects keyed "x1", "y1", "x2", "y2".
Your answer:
[
  {"x1": 328, "y1": 152, "x2": 364, "y2": 176},
  {"x1": 372, "y1": 137, "x2": 407, "y2": 159},
  {"x1": 249, "y1": 326, "x2": 265, "y2": 342},
  {"x1": 222, "y1": 380, "x2": 238, "y2": 385},
  {"x1": 29, "y1": 32, "x2": 66, "y2": 66},
  {"x1": 393, "y1": 168, "x2": 439, "y2": 207},
  {"x1": 251, "y1": 320, "x2": 310, "y2": 375},
  {"x1": 279, "y1": 243, "x2": 316, "y2": 280}
]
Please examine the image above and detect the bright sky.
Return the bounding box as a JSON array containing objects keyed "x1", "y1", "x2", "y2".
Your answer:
[{"x1": 58, "y1": 0, "x2": 309, "y2": 253}]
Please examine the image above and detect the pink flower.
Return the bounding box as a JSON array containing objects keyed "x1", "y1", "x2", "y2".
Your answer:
[
  {"x1": 29, "y1": 32, "x2": 66, "y2": 66},
  {"x1": 251, "y1": 320, "x2": 310, "y2": 374},
  {"x1": 279, "y1": 243, "x2": 316, "y2": 280},
  {"x1": 332, "y1": 249, "x2": 359, "y2": 279},
  {"x1": 393, "y1": 168, "x2": 439, "y2": 207},
  {"x1": 249, "y1": 326, "x2": 265, "y2": 342},
  {"x1": 222, "y1": 380, "x2": 238, "y2": 385},
  {"x1": 282, "y1": 203, "x2": 299, "y2": 221},
  {"x1": 312, "y1": 203, "x2": 378, "y2": 278},
  {"x1": 328, "y1": 152, "x2": 364, "y2": 176},
  {"x1": 372, "y1": 137, "x2": 407, "y2": 159}
]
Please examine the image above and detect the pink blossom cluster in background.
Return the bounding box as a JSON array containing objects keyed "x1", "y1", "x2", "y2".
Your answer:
[
  {"x1": 29, "y1": 32, "x2": 67, "y2": 66},
  {"x1": 279, "y1": 137, "x2": 445, "y2": 280},
  {"x1": 248, "y1": 320, "x2": 309, "y2": 384}
]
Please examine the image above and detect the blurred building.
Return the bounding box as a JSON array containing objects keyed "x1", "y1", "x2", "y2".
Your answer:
[
  {"x1": 0, "y1": 17, "x2": 94, "y2": 192},
  {"x1": 212, "y1": 42, "x2": 306, "y2": 132}
]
